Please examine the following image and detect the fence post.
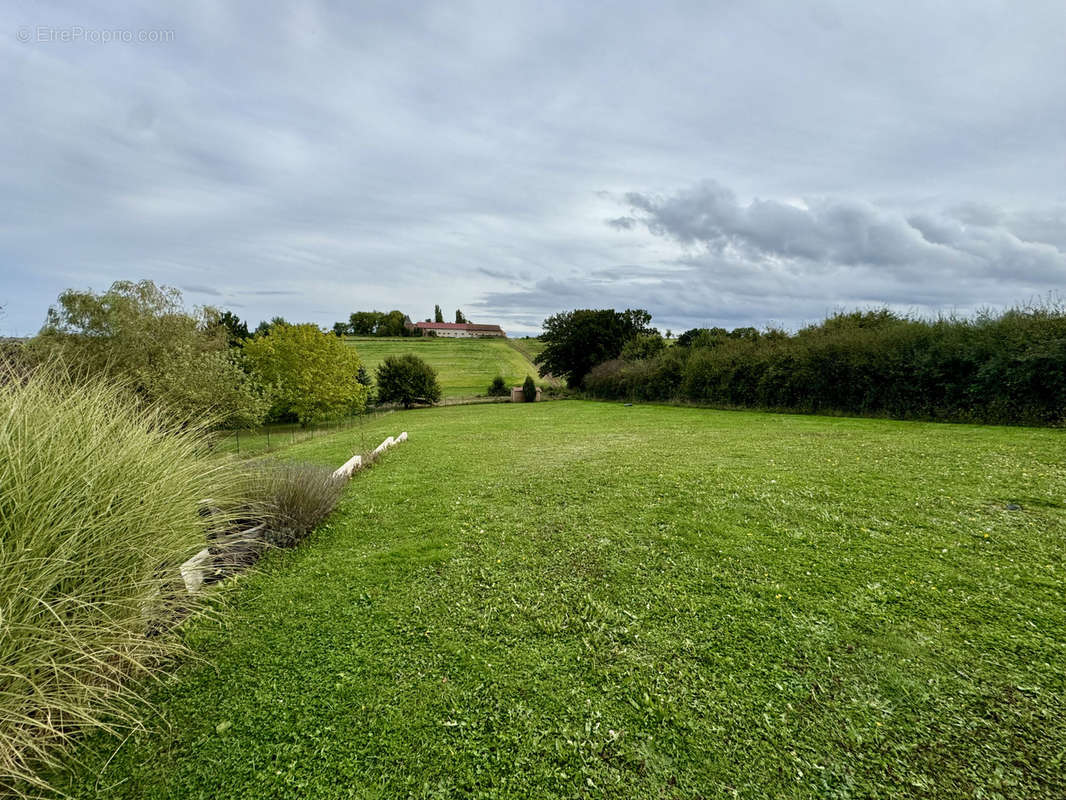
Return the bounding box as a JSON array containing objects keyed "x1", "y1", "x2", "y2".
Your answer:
[
  {"x1": 266, "y1": 426, "x2": 270, "y2": 450},
  {"x1": 235, "y1": 429, "x2": 240, "y2": 455}
]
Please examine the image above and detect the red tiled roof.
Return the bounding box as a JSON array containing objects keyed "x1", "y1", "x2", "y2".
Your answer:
[{"x1": 414, "y1": 322, "x2": 504, "y2": 332}]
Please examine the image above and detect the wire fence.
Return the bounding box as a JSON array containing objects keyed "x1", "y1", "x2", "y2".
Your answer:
[
  {"x1": 436, "y1": 395, "x2": 514, "y2": 407},
  {"x1": 211, "y1": 395, "x2": 519, "y2": 457},
  {"x1": 212, "y1": 411, "x2": 394, "y2": 458}
]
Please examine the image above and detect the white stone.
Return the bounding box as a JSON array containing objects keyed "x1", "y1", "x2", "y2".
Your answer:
[
  {"x1": 180, "y1": 548, "x2": 212, "y2": 594},
  {"x1": 332, "y1": 454, "x2": 363, "y2": 480}
]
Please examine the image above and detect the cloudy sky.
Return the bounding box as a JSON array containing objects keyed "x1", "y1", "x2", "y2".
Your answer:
[{"x1": 2, "y1": 1, "x2": 1064, "y2": 336}]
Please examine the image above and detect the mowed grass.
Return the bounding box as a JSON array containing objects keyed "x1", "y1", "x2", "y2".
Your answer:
[
  {"x1": 345, "y1": 337, "x2": 544, "y2": 397},
  {"x1": 506, "y1": 337, "x2": 546, "y2": 362},
  {"x1": 54, "y1": 402, "x2": 1066, "y2": 799}
]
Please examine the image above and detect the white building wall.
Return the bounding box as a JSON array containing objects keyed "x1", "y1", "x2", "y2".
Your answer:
[{"x1": 418, "y1": 326, "x2": 505, "y2": 338}]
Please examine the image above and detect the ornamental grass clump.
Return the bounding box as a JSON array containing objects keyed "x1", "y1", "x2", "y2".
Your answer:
[
  {"x1": 247, "y1": 461, "x2": 346, "y2": 548},
  {"x1": 0, "y1": 364, "x2": 245, "y2": 795}
]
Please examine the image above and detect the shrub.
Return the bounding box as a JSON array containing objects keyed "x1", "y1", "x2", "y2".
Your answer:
[
  {"x1": 620, "y1": 333, "x2": 666, "y2": 361},
  {"x1": 522, "y1": 375, "x2": 537, "y2": 402},
  {"x1": 0, "y1": 365, "x2": 246, "y2": 794},
  {"x1": 376, "y1": 354, "x2": 442, "y2": 408},
  {"x1": 245, "y1": 462, "x2": 346, "y2": 548},
  {"x1": 0, "y1": 340, "x2": 30, "y2": 385},
  {"x1": 586, "y1": 350, "x2": 685, "y2": 401},
  {"x1": 487, "y1": 376, "x2": 508, "y2": 397},
  {"x1": 243, "y1": 323, "x2": 368, "y2": 425},
  {"x1": 584, "y1": 304, "x2": 1066, "y2": 425}
]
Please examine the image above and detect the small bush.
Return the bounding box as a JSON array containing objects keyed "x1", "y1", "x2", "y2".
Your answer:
[
  {"x1": 376, "y1": 354, "x2": 442, "y2": 408},
  {"x1": 246, "y1": 461, "x2": 346, "y2": 548},
  {"x1": 487, "y1": 376, "x2": 508, "y2": 397},
  {"x1": 0, "y1": 365, "x2": 246, "y2": 794},
  {"x1": 522, "y1": 375, "x2": 537, "y2": 402},
  {"x1": 620, "y1": 333, "x2": 666, "y2": 361}
]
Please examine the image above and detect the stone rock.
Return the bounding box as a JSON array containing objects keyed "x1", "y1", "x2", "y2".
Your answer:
[
  {"x1": 333, "y1": 453, "x2": 363, "y2": 479},
  {"x1": 1006, "y1": 503, "x2": 1022, "y2": 511},
  {"x1": 179, "y1": 548, "x2": 212, "y2": 594},
  {"x1": 205, "y1": 524, "x2": 269, "y2": 582}
]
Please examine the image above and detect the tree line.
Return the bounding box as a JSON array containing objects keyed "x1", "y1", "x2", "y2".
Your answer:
[
  {"x1": 18, "y1": 281, "x2": 370, "y2": 429},
  {"x1": 12, "y1": 280, "x2": 451, "y2": 428},
  {"x1": 535, "y1": 305, "x2": 1066, "y2": 426}
]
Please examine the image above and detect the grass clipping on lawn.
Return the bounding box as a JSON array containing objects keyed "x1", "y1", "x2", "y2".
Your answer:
[{"x1": 0, "y1": 366, "x2": 245, "y2": 795}]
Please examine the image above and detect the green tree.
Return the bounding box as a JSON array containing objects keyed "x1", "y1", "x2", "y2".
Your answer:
[
  {"x1": 216, "y1": 310, "x2": 250, "y2": 347},
  {"x1": 356, "y1": 364, "x2": 374, "y2": 404},
  {"x1": 374, "y1": 310, "x2": 412, "y2": 337},
  {"x1": 375, "y1": 354, "x2": 442, "y2": 408},
  {"x1": 728, "y1": 326, "x2": 761, "y2": 343},
  {"x1": 487, "y1": 375, "x2": 508, "y2": 397},
  {"x1": 522, "y1": 375, "x2": 537, "y2": 402},
  {"x1": 621, "y1": 332, "x2": 666, "y2": 360},
  {"x1": 676, "y1": 327, "x2": 728, "y2": 348},
  {"x1": 434, "y1": 305, "x2": 444, "y2": 323},
  {"x1": 29, "y1": 280, "x2": 267, "y2": 428},
  {"x1": 349, "y1": 311, "x2": 384, "y2": 335},
  {"x1": 535, "y1": 308, "x2": 653, "y2": 388},
  {"x1": 243, "y1": 323, "x2": 368, "y2": 424},
  {"x1": 331, "y1": 321, "x2": 350, "y2": 337},
  {"x1": 143, "y1": 347, "x2": 270, "y2": 428},
  {"x1": 254, "y1": 316, "x2": 290, "y2": 337},
  {"x1": 455, "y1": 309, "x2": 468, "y2": 324}
]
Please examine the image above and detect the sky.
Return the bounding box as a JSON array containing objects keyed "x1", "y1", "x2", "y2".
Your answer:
[{"x1": 2, "y1": 0, "x2": 1065, "y2": 336}]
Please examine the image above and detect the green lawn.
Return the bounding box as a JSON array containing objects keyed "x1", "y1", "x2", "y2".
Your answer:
[
  {"x1": 56, "y1": 402, "x2": 1066, "y2": 798},
  {"x1": 346, "y1": 337, "x2": 545, "y2": 398}
]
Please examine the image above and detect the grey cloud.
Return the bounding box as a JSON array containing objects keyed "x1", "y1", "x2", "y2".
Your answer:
[
  {"x1": 946, "y1": 202, "x2": 1005, "y2": 228},
  {"x1": 476, "y1": 267, "x2": 532, "y2": 284},
  {"x1": 2, "y1": 2, "x2": 1065, "y2": 337},
  {"x1": 181, "y1": 284, "x2": 222, "y2": 296},
  {"x1": 623, "y1": 181, "x2": 1066, "y2": 284},
  {"x1": 481, "y1": 179, "x2": 1065, "y2": 333}
]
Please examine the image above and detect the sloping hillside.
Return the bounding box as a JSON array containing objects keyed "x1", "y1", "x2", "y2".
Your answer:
[{"x1": 346, "y1": 336, "x2": 544, "y2": 397}]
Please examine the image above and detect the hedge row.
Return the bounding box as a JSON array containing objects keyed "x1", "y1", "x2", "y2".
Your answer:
[{"x1": 584, "y1": 307, "x2": 1066, "y2": 425}]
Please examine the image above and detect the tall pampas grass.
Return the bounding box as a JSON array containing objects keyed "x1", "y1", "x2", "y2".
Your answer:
[{"x1": 0, "y1": 363, "x2": 245, "y2": 795}]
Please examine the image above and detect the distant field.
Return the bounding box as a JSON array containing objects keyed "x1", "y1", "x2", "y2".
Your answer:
[
  {"x1": 506, "y1": 336, "x2": 546, "y2": 361},
  {"x1": 346, "y1": 336, "x2": 545, "y2": 397},
  {"x1": 56, "y1": 402, "x2": 1066, "y2": 798}
]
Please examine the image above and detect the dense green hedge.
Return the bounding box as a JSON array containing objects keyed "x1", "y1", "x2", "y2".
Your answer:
[{"x1": 584, "y1": 307, "x2": 1066, "y2": 425}]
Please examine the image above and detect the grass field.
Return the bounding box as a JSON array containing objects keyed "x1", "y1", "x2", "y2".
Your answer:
[
  {"x1": 52, "y1": 402, "x2": 1065, "y2": 798},
  {"x1": 505, "y1": 336, "x2": 546, "y2": 362},
  {"x1": 345, "y1": 337, "x2": 545, "y2": 397}
]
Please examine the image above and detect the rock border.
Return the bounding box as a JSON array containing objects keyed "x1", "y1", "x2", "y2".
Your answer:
[{"x1": 180, "y1": 432, "x2": 410, "y2": 594}]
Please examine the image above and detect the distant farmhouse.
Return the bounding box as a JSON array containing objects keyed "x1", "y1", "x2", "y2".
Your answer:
[{"x1": 413, "y1": 321, "x2": 506, "y2": 338}]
